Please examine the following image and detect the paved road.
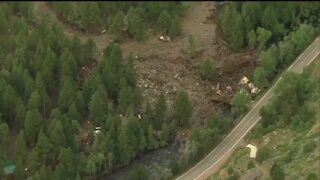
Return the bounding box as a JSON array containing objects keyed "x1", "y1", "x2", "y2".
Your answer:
[{"x1": 176, "y1": 36, "x2": 320, "y2": 180}]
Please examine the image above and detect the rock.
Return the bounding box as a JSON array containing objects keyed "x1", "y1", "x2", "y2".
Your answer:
[{"x1": 173, "y1": 86, "x2": 177, "y2": 92}]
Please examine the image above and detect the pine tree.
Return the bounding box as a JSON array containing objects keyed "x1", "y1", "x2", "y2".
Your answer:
[
  {"x1": 14, "y1": 97, "x2": 26, "y2": 129},
  {"x1": 15, "y1": 159, "x2": 26, "y2": 180},
  {"x1": 38, "y1": 165, "x2": 53, "y2": 180},
  {"x1": 124, "y1": 53, "x2": 137, "y2": 87},
  {"x1": 118, "y1": 79, "x2": 132, "y2": 114},
  {"x1": 15, "y1": 131, "x2": 28, "y2": 166},
  {"x1": 3, "y1": 85, "x2": 17, "y2": 122},
  {"x1": 70, "y1": 35, "x2": 83, "y2": 65},
  {"x1": 27, "y1": 90, "x2": 41, "y2": 111},
  {"x1": 261, "y1": 5, "x2": 283, "y2": 38},
  {"x1": 75, "y1": 91, "x2": 86, "y2": 117},
  {"x1": 278, "y1": 40, "x2": 295, "y2": 69},
  {"x1": 82, "y1": 74, "x2": 102, "y2": 105},
  {"x1": 56, "y1": 148, "x2": 77, "y2": 179},
  {"x1": 147, "y1": 125, "x2": 157, "y2": 150},
  {"x1": 270, "y1": 162, "x2": 285, "y2": 180},
  {"x1": 241, "y1": 11, "x2": 252, "y2": 44},
  {"x1": 160, "y1": 123, "x2": 170, "y2": 146},
  {"x1": 10, "y1": 63, "x2": 24, "y2": 96},
  {"x1": 142, "y1": 101, "x2": 153, "y2": 133},
  {"x1": 158, "y1": 9, "x2": 171, "y2": 33},
  {"x1": 230, "y1": 13, "x2": 244, "y2": 50},
  {"x1": 247, "y1": 30, "x2": 256, "y2": 49},
  {"x1": 23, "y1": 70, "x2": 34, "y2": 101},
  {"x1": 128, "y1": 12, "x2": 146, "y2": 41},
  {"x1": 58, "y1": 77, "x2": 76, "y2": 112},
  {"x1": 253, "y1": 67, "x2": 269, "y2": 89},
  {"x1": 138, "y1": 129, "x2": 147, "y2": 152},
  {"x1": 153, "y1": 92, "x2": 167, "y2": 130},
  {"x1": 201, "y1": 58, "x2": 216, "y2": 81},
  {"x1": 108, "y1": 11, "x2": 125, "y2": 40},
  {"x1": 60, "y1": 49, "x2": 77, "y2": 82},
  {"x1": 35, "y1": 72, "x2": 49, "y2": 115},
  {"x1": 35, "y1": 130, "x2": 52, "y2": 164},
  {"x1": 259, "y1": 46, "x2": 278, "y2": 78},
  {"x1": 174, "y1": 91, "x2": 192, "y2": 128},
  {"x1": 257, "y1": 27, "x2": 272, "y2": 50},
  {"x1": 24, "y1": 109, "x2": 42, "y2": 146},
  {"x1": 241, "y1": 2, "x2": 262, "y2": 28},
  {"x1": 81, "y1": 38, "x2": 96, "y2": 66},
  {"x1": 48, "y1": 118, "x2": 66, "y2": 154},
  {"x1": 0, "y1": 122, "x2": 9, "y2": 161},
  {"x1": 169, "y1": 13, "x2": 181, "y2": 37},
  {"x1": 41, "y1": 48, "x2": 56, "y2": 93},
  {"x1": 89, "y1": 85, "x2": 108, "y2": 123},
  {"x1": 68, "y1": 103, "x2": 81, "y2": 122},
  {"x1": 219, "y1": 3, "x2": 234, "y2": 38},
  {"x1": 0, "y1": 10, "x2": 8, "y2": 34},
  {"x1": 231, "y1": 90, "x2": 251, "y2": 115},
  {"x1": 119, "y1": 119, "x2": 132, "y2": 165}
]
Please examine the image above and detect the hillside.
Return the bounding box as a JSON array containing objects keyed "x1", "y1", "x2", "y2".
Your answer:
[
  {"x1": 209, "y1": 57, "x2": 320, "y2": 180},
  {"x1": 0, "y1": 2, "x2": 319, "y2": 180}
]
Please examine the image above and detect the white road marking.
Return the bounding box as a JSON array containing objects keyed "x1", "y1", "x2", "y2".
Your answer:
[{"x1": 307, "y1": 52, "x2": 320, "y2": 66}]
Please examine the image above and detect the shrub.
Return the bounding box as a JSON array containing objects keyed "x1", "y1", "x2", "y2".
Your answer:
[
  {"x1": 256, "y1": 146, "x2": 270, "y2": 163},
  {"x1": 303, "y1": 141, "x2": 316, "y2": 153},
  {"x1": 201, "y1": 58, "x2": 216, "y2": 81}
]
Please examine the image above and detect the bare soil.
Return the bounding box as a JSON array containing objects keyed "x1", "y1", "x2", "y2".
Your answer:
[{"x1": 32, "y1": 1, "x2": 258, "y2": 142}]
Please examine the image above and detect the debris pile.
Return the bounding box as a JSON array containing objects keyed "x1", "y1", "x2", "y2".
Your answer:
[
  {"x1": 78, "y1": 61, "x2": 97, "y2": 84},
  {"x1": 159, "y1": 35, "x2": 171, "y2": 42},
  {"x1": 238, "y1": 76, "x2": 260, "y2": 95},
  {"x1": 79, "y1": 65, "x2": 92, "y2": 81}
]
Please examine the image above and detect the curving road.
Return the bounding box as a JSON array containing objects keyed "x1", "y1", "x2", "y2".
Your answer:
[{"x1": 176, "y1": 36, "x2": 320, "y2": 180}]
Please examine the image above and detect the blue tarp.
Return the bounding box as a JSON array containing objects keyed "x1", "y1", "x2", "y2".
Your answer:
[{"x1": 2, "y1": 160, "x2": 15, "y2": 175}]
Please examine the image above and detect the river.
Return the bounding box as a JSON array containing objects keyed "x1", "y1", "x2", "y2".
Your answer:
[{"x1": 102, "y1": 143, "x2": 181, "y2": 180}]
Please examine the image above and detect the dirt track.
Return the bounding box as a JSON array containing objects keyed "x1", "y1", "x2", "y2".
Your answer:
[{"x1": 32, "y1": 2, "x2": 258, "y2": 141}]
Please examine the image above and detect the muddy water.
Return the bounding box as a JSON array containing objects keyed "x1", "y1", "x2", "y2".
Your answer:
[{"x1": 102, "y1": 144, "x2": 181, "y2": 180}]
